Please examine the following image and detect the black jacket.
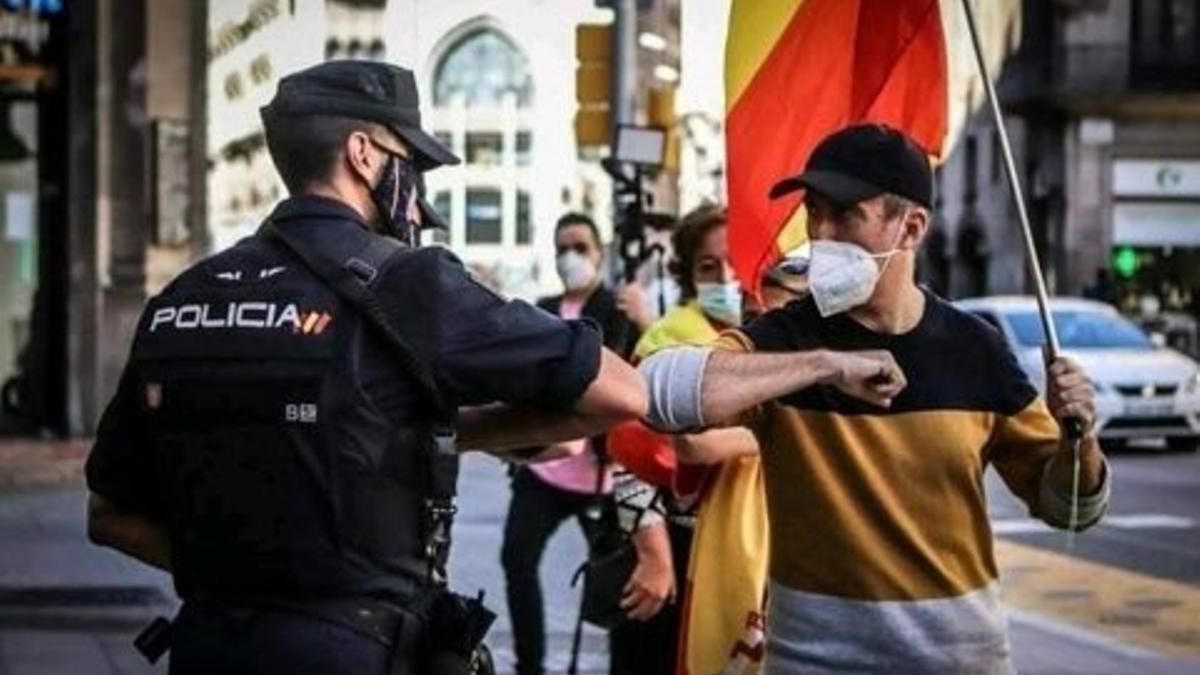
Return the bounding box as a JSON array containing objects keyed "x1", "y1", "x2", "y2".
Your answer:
[
  {"x1": 86, "y1": 195, "x2": 605, "y2": 601},
  {"x1": 536, "y1": 286, "x2": 638, "y2": 357}
]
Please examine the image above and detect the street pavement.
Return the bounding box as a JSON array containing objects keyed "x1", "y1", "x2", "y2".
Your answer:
[
  {"x1": 988, "y1": 447, "x2": 1200, "y2": 584},
  {"x1": 985, "y1": 446, "x2": 1200, "y2": 672},
  {"x1": 1, "y1": 447, "x2": 1198, "y2": 674}
]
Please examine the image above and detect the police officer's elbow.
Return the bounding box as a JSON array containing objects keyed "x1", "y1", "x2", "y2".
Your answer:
[
  {"x1": 601, "y1": 370, "x2": 649, "y2": 421},
  {"x1": 579, "y1": 351, "x2": 648, "y2": 422},
  {"x1": 621, "y1": 378, "x2": 649, "y2": 420},
  {"x1": 577, "y1": 374, "x2": 646, "y2": 423}
]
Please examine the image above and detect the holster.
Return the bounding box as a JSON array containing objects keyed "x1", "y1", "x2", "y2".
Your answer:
[
  {"x1": 420, "y1": 589, "x2": 497, "y2": 675},
  {"x1": 133, "y1": 616, "x2": 173, "y2": 664}
]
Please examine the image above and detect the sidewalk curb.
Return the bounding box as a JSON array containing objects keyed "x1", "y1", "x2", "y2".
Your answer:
[
  {"x1": 0, "y1": 439, "x2": 89, "y2": 490},
  {"x1": 0, "y1": 584, "x2": 177, "y2": 634}
]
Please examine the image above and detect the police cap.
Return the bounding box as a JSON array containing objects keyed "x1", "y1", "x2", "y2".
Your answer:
[{"x1": 261, "y1": 60, "x2": 460, "y2": 171}]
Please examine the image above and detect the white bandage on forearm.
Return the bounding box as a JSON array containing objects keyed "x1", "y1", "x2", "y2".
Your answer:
[
  {"x1": 638, "y1": 346, "x2": 713, "y2": 432},
  {"x1": 1038, "y1": 457, "x2": 1111, "y2": 531}
]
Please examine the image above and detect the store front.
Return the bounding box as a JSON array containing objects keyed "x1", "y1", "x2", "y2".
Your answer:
[
  {"x1": 0, "y1": 0, "x2": 204, "y2": 437},
  {"x1": 1109, "y1": 158, "x2": 1200, "y2": 355},
  {"x1": 0, "y1": 1, "x2": 70, "y2": 435}
]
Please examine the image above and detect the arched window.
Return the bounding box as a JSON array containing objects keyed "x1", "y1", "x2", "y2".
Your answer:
[
  {"x1": 426, "y1": 24, "x2": 537, "y2": 292},
  {"x1": 433, "y1": 29, "x2": 533, "y2": 108}
]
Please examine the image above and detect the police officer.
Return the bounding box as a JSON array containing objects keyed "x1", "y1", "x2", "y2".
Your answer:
[{"x1": 84, "y1": 60, "x2": 647, "y2": 675}]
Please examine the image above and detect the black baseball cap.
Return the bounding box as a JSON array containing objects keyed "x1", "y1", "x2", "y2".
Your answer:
[
  {"x1": 769, "y1": 124, "x2": 933, "y2": 209},
  {"x1": 261, "y1": 60, "x2": 460, "y2": 171}
]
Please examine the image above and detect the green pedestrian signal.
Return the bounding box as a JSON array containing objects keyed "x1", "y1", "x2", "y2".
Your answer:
[{"x1": 1113, "y1": 247, "x2": 1139, "y2": 279}]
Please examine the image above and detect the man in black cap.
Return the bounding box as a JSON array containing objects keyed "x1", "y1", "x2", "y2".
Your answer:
[
  {"x1": 639, "y1": 124, "x2": 1109, "y2": 674},
  {"x1": 84, "y1": 60, "x2": 647, "y2": 675}
]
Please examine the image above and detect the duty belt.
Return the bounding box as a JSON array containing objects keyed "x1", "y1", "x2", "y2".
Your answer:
[
  {"x1": 246, "y1": 596, "x2": 420, "y2": 648},
  {"x1": 134, "y1": 594, "x2": 425, "y2": 665}
]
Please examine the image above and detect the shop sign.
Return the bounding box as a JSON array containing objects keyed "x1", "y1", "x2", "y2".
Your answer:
[
  {"x1": 1113, "y1": 159, "x2": 1200, "y2": 198},
  {"x1": 1113, "y1": 201, "x2": 1200, "y2": 247}
]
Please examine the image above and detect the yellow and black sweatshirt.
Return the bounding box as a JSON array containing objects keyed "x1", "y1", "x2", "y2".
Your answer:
[{"x1": 717, "y1": 291, "x2": 1109, "y2": 675}]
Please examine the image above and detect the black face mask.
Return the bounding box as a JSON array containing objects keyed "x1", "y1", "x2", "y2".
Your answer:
[{"x1": 370, "y1": 154, "x2": 423, "y2": 246}]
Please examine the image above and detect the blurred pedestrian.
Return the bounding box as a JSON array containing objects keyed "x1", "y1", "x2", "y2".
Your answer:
[
  {"x1": 500, "y1": 212, "x2": 649, "y2": 675},
  {"x1": 640, "y1": 124, "x2": 1111, "y2": 675},
  {"x1": 1083, "y1": 267, "x2": 1119, "y2": 307}
]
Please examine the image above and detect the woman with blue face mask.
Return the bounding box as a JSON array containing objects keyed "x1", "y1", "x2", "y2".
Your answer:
[
  {"x1": 670, "y1": 206, "x2": 743, "y2": 327},
  {"x1": 607, "y1": 204, "x2": 746, "y2": 675}
]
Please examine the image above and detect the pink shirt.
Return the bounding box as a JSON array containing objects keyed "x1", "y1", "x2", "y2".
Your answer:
[{"x1": 528, "y1": 296, "x2": 613, "y2": 494}]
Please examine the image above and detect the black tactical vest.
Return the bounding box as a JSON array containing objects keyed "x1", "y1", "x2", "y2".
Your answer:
[{"x1": 130, "y1": 205, "x2": 457, "y2": 603}]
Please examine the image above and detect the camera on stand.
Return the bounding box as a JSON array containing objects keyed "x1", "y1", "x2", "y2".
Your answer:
[
  {"x1": 564, "y1": 125, "x2": 676, "y2": 675},
  {"x1": 603, "y1": 125, "x2": 676, "y2": 334}
]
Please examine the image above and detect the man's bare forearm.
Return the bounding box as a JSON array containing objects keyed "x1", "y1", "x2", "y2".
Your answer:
[
  {"x1": 642, "y1": 347, "x2": 903, "y2": 432},
  {"x1": 86, "y1": 494, "x2": 172, "y2": 572},
  {"x1": 456, "y1": 403, "x2": 627, "y2": 453},
  {"x1": 1045, "y1": 436, "x2": 1106, "y2": 497},
  {"x1": 700, "y1": 350, "x2": 835, "y2": 423},
  {"x1": 1033, "y1": 436, "x2": 1109, "y2": 531}
]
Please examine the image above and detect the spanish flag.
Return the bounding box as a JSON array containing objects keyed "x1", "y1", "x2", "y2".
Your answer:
[{"x1": 725, "y1": 0, "x2": 1021, "y2": 292}]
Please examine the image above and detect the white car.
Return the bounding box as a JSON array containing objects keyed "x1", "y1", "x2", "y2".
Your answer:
[{"x1": 955, "y1": 296, "x2": 1200, "y2": 452}]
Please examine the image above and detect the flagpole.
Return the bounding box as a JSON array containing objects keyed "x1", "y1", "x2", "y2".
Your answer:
[
  {"x1": 959, "y1": 0, "x2": 1084, "y2": 541},
  {"x1": 959, "y1": 0, "x2": 1082, "y2": 432},
  {"x1": 958, "y1": 0, "x2": 1062, "y2": 358}
]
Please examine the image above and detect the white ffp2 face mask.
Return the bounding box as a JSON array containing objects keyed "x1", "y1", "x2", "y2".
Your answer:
[
  {"x1": 808, "y1": 225, "x2": 906, "y2": 318},
  {"x1": 697, "y1": 281, "x2": 743, "y2": 326},
  {"x1": 556, "y1": 251, "x2": 598, "y2": 292}
]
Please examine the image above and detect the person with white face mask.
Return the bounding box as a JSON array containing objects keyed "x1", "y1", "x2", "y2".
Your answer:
[
  {"x1": 502, "y1": 213, "x2": 649, "y2": 675},
  {"x1": 639, "y1": 124, "x2": 1109, "y2": 675},
  {"x1": 806, "y1": 229, "x2": 904, "y2": 318}
]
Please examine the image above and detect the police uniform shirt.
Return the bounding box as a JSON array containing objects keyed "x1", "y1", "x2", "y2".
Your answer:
[{"x1": 86, "y1": 195, "x2": 603, "y2": 524}]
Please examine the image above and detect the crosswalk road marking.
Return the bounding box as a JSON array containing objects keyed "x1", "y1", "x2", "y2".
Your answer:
[
  {"x1": 995, "y1": 539, "x2": 1200, "y2": 657},
  {"x1": 1105, "y1": 514, "x2": 1195, "y2": 529},
  {"x1": 991, "y1": 513, "x2": 1194, "y2": 534}
]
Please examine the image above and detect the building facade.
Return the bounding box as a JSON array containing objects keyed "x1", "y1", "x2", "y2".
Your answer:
[
  {"x1": 675, "y1": 0, "x2": 727, "y2": 214},
  {"x1": 0, "y1": 0, "x2": 206, "y2": 437},
  {"x1": 205, "y1": 0, "x2": 615, "y2": 299},
  {"x1": 1, "y1": 0, "x2": 688, "y2": 436},
  {"x1": 935, "y1": 0, "x2": 1200, "y2": 314}
]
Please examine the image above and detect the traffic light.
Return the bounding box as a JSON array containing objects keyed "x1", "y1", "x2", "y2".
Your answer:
[
  {"x1": 1113, "y1": 246, "x2": 1139, "y2": 279},
  {"x1": 647, "y1": 86, "x2": 678, "y2": 172},
  {"x1": 575, "y1": 23, "x2": 612, "y2": 148}
]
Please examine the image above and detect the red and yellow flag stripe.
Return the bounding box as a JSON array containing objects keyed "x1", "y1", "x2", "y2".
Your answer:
[{"x1": 725, "y1": 0, "x2": 1007, "y2": 293}]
